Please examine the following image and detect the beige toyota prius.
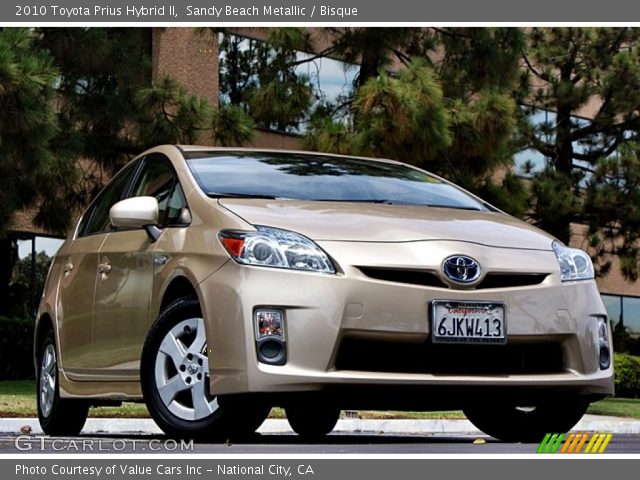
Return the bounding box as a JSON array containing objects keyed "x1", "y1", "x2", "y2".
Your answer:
[{"x1": 34, "y1": 145, "x2": 613, "y2": 442}]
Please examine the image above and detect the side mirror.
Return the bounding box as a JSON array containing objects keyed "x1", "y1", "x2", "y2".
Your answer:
[{"x1": 110, "y1": 196, "x2": 162, "y2": 242}]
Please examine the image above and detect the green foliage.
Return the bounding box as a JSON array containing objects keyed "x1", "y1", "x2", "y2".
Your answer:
[
  {"x1": 303, "y1": 28, "x2": 524, "y2": 211},
  {"x1": 7, "y1": 252, "x2": 53, "y2": 319},
  {"x1": 35, "y1": 28, "x2": 245, "y2": 210},
  {"x1": 442, "y1": 90, "x2": 517, "y2": 185},
  {"x1": 614, "y1": 353, "x2": 640, "y2": 398},
  {"x1": 529, "y1": 167, "x2": 581, "y2": 244},
  {"x1": 0, "y1": 317, "x2": 35, "y2": 380},
  {"x1": 218, "y1": 27, "x2": 313, "y2": 132},
  {"x1": 329, "y1": 28, "x2": 424, "y2": 87},
  {"x1": 585, "y1": 144, "x2": 640, "y2": 280},
  {"x1": 211, "y1": 104, "x2": 255, "y2": 147},
  {"x1": 38, "y1": 28, "x2": 151, "y2": 175},
  {"x1": 351, "y1": 59, "x2": 451, "y2": 162},
  {"x1": 303, "y1": 117, "x2": 353, "y2": 155},
  {"x1": 0, "y1": 28, "x2": 75, "y2": 235},
  {"x1": 135, "y1": 76, "x2": 212, "y2": 147},
  {"x1": 476, "y1": 172, "x2": 529, "y2": 218},
  {"x1": 247, "y1": 77, "x2": 312, "y2": 132},
  {"x1": 1, "y1": 28, "x2": 257, "y2": 305},
  {"x1": 520, "y1": 28, "x2": 640, "y2": 279},
  {"x1": 436, "y1": 28, "x2": 525, "y2": 98}
]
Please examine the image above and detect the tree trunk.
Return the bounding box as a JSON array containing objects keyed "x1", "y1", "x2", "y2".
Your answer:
[
  {"x1": 0, "y1": 237, "x2": 18, "y2": 316},
  {"x1": 555, "y1": 101, "x2": 575, "y2": 176}
]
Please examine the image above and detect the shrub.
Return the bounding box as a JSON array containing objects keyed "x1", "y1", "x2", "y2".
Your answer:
[
  {"x1": 0, "y1": 316, "x2": 35, "y2": 380},
  {"x1": 614, "y1": 352, "x2": 640, "y2": 398}
]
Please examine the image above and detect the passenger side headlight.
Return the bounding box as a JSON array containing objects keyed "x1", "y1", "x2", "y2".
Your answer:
[
  {"x1": 552, "y1": 241, "x2": 594, "y2": 281},
  {"x1": 219, "y1": 226, "x2": 336, "y2": 274}
]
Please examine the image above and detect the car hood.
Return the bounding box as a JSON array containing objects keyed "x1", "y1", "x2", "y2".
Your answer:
[{"x1": 218, "y1": 199, "x2": 555, "y2": 250}]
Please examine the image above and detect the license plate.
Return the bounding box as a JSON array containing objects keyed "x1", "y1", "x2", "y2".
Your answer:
[{"x1": 431, "y1": 301, "x2": 506, "y2": 344}]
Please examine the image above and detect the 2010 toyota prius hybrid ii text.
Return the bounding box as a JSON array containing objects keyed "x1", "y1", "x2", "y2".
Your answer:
[{"x1": 34, "y1": 145, "x2": 613, "y2": 442}]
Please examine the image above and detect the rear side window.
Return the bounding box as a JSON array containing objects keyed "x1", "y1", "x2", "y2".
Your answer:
[{"x1": 80, "y1": 162, "x2": 138, "y2": 237}]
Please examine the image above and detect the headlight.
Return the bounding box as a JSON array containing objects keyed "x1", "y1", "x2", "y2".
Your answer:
[
  {"x1": 218, "y1": 226, "x2": 336, "y2": 274},
  {"x1": 552, "y1": 241, "x2": 594, "y2": 281}
]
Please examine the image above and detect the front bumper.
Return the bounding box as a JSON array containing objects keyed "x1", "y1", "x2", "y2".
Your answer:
[{"x1": 198, "y1": 240, "x2": 614, "y2": 405}]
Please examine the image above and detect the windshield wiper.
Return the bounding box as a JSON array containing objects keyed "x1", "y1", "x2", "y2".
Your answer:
[
  {"x1": 207, "y1": 192, "x2": 279, "y2": 199},
  {"x1": 315, "y1": 198, "x2": 393, "y2": 204},
  {"x1": 424, "y1": 204, "x2": 483, "y2": 211}
]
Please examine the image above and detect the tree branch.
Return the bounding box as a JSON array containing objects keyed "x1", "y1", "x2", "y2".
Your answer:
[
  {"x1": 430, "y1": 27, "x2": 472, "y2": 40},
  {"x1": 572, "y1": 133, "x2": 623, "y2": 162},
  {"x1": 521, "y1": 49, "x2": 550, "y2": 83},
  {"x1": 571, "y1": 114, "x2": 640, "y2": 141},
  {"x1": 528, "y1": 135, "x2": 556, "y2": 159}
]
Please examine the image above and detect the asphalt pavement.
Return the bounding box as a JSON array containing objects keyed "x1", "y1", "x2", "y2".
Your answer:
[
  {"x1": 2, "y1": 414, "x2": 640, "y2": 436},
  {"x1": 0, "y1": 415, "x2": 639, "y2": 454}
]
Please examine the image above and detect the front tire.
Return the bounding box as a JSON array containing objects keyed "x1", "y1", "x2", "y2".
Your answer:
[
  {"x1": 37, "y1": 331, "x2": 89, "y2": 436},
  {"x1": 285, "y1": 404, "x2": 341, "y2": 439},
  {"x1": 141, "y1": 295, "x2": 269, "y2": 440},
  {"x1": 463, "y1": 397, "x2": 589, "y2": 442}
]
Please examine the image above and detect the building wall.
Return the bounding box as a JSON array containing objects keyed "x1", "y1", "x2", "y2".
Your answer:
[{"x1": 152, "y1": 28, "x2": 219, "y2": 108}]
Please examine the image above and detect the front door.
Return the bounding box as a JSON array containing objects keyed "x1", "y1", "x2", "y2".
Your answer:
[{"x1": 91, "y1": 153, "x2": 183, "y2": 380}]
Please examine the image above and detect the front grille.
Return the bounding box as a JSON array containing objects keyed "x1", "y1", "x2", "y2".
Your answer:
[
  {"x1": 358, "y1": 267, "x2": 446, "y2": 288},
  {"x1": 479, "y1": 273, "x2": 548, "y2": 289},
  {"x1": 358, "y1": 267, "x2": 547, "y2": 290},
  {"x1": 334, "y1": 337, "x2": 564, "y2": 375}
]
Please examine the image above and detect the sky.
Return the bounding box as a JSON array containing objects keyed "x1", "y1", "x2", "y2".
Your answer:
[{"x1": 17, "y1": 236, "x2": 65, "y2": 259}]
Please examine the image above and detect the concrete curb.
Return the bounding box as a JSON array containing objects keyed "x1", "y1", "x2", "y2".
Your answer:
[{"x1": 2, "y1": 415, "x2": 640, "y2": 436}]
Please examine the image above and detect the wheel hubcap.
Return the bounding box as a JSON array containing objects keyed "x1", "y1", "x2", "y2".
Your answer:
[
  {"x1": 39, "y1": 344, "x2": 56, "y2": 417},
  {"x1": 154, "y1": 318, "x2": 218, "y2": 421}
]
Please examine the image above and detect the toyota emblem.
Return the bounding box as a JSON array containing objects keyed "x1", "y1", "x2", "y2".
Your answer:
[{"x1": 443, "y1": 255, "x2": 481, "y2": 283}]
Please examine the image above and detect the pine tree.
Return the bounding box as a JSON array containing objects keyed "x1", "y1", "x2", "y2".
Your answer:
[
  {"x1": 1, "y1": 27, "x2": 254, "y2": 315},
  {"x1": 304, "y1": 28, "x2": 526, "y2": 214},
  {"x1": 520, "y1": 27, "x2": 640, "y2": 278},
  {"x1": 0, "y1": 28, "x2": 72, "y2": 301}
]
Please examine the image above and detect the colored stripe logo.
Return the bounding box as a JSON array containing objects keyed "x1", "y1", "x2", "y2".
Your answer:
[{"x1": 537, "y1": 432, "x2": 613, "y2": 453}]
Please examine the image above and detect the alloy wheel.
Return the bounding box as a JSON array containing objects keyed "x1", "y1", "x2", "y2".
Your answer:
[
  {"x1": 154, "y1": 317, "x2": 218, "y2": 421},
  {"x1": 39, "y1": 344, "x2": 57, "y2": 418}
]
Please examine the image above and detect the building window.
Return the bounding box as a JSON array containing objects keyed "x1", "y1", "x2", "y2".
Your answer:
[
  {"x1": 11, "y1": 235, "x2": 64, "y2": 318},
  {"x1": 218, "y1": 33, "x2": 357, "y2": 135},
  {"x1": 601, "y1": 293, "x2": 640, "y2": 354}
]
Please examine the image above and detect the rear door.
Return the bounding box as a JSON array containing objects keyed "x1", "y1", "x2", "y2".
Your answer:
[{"x1": 56, "y1": 162, "x2": 138, "y2": 380}]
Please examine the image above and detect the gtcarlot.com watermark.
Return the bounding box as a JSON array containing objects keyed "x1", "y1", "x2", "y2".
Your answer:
[{"x1": 14, "y1": 436, "x2": 194, "y2": 452}]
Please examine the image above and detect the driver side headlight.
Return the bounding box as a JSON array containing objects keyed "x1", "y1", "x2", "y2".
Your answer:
[
  {"x1": 552, "y1": 241, "x2": 594, "y2": 282},
  {"x1": 219, "y1": 226, "x2": 336, "y2": 274}
]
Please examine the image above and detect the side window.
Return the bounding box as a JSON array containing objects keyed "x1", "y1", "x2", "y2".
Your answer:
[
  {"x1": 81, "y1": 162, "x2": 138, "y2": 237},
  {"x1": 165, "y1": 183, "x2": 188, "y2": 225},
  {"x1": 130, "y1": 154, "x2": 188, "y2": 226}
]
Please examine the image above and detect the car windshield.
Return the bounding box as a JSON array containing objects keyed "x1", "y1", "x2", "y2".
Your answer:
[{"x1": 184, "y1": 151, "x2": 487, "y2": 210}]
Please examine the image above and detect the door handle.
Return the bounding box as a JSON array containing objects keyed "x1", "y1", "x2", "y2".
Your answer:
[{"x1": 63, "y1": 262, "x2": 74, "y2": 274}]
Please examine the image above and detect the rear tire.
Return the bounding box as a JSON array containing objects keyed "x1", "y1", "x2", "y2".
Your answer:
[
  {"x1": 285, "y1": 404, "x2": 340, "y2": 439},
  {"x1": 463, "y1": 397, "x2": 589, "y2": 442},
  {"x1": 37, "y1": 331, "x2": 89, "y2": 436},
  {"x1": 141, "y1": 295, "x2": 270, "y2": 440}
]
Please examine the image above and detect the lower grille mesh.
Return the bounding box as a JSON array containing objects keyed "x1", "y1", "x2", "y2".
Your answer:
[{"x1": 335, "y1": 337, "x2": 564, "y2": 375}]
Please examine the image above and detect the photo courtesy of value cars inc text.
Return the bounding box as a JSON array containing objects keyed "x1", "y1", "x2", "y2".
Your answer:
[{"x1": 15, "y1": 463, "x2": 315, "y2": 477}]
